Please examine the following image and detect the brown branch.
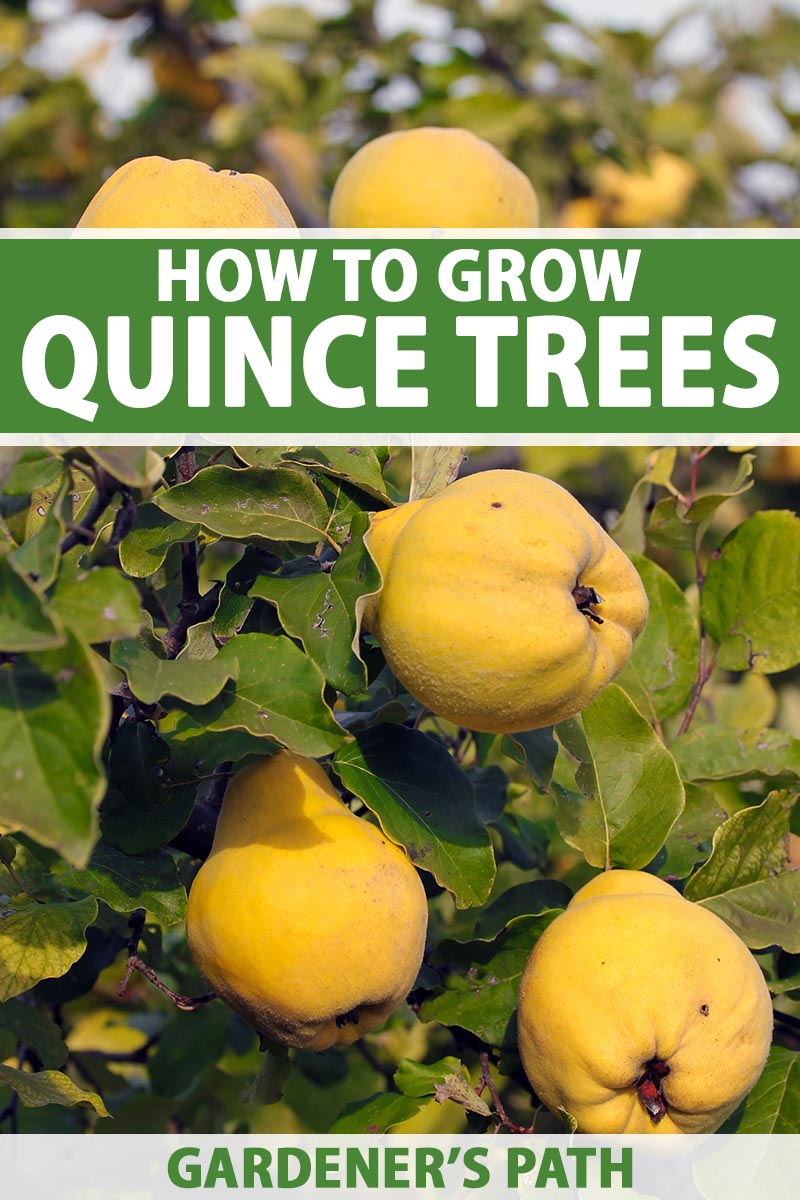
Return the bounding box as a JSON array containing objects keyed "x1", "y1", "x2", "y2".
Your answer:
[
  {"x1": 478, "y1": 1051, "x2": 535, "y2": 1134},
  {"x1": 59, "y1": 466, "x2": 118, "y2": 555},
  {"x1": 119, "y1": 957, "x2": 216, "y2": 1012},
  {"x1": 160, "y1": 448, "x2": 223, "y2": 658},
  {"x1": 169, "y1": 761, "x2": 231, "y2": 859},
  {"x1": 2, "y1": 861, "x2": 44, "y2": 904},
  {"x1": 118, "y1": 907, "x2": 215, "y2": 1012}
]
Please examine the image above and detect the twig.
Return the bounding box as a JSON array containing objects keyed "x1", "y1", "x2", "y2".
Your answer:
[
  {"x1": 478, "y1": 1051, "x2": 535, "y2": 1134},
  {"x1": 161, "y1": 579, "x2": 222, "y2": 659},
  {"x1": 119, "y1": 956, "x2": 216, "y2": 1012},
  {"x1": 160, "y1": 447, "x2": 222, "y2": 658},
  {"x1": 118, "y1": 907, "x2": 215, "y2": 1011},
  {"x1": 2, "y1": 861, "x2": 44, "y2": 904},
  {"x1": 60, "y1": 466, "x2": 118, "y2": 555}
]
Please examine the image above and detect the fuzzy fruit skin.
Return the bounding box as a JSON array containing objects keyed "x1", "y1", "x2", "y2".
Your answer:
[
  {"x1": 517, "y1": 871, "x2": 773, "y2": 1134},
  {"x1": 329, "y1": 127, "x2": 538, "y2": 228},
  {"x1": 77, "y1": 156, "x2": 296, "y2": 228},
  {"x1": 365, "y1": 470, "x2": 648, "y2": 733},
  {"x1": 362, "y1": 498, "x2": 429, "y2": 629},
  {"x1": 186, "y1": 751, "x2": 427, "y2": 1050}
]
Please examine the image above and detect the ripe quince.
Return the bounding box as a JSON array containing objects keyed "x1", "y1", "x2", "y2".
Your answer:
[
  {"x1": 186, "y1": 751, "x2": 427, "y2": 1050},
  {"x1": 329, "y1": 126, "x2": 539, "y2": 228},
  {"x1": 594, "y1": 149, "x2": 698, "y2": 227},
  {"x1": 517, "y1": 870, "x2": 773, "y2": 1133},
  {"x1": 363, "y1": 470, "x2": 648, "y2": 733},
  {"x1": 77, "y1": 156, "x2": 296, "y2": 228}
]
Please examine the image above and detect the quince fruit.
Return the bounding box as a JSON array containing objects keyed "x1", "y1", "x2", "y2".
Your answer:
[
  {"x1": 77, "y1": 156, "x2": 295, "y2": 228},
  {"x1": 517, "y1": 870, "x2": 773, "y2": 1133},
  {"x1": 186, "y1": 751, "x2": 427, "y2": 1050},
  {"x1": 594, "y1": 149, "x2": 698, "y2": 227},
  {"x1": 329, "y1": 127, "x2": 538, "y2": 228},
  {"x1": 363, "y1": 470, "x2": 648, "y2": 733}
]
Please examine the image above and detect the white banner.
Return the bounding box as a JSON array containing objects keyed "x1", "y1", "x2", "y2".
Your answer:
[{"x1": 0, "y1": 1134, "x2": 797, "y2": 1200}]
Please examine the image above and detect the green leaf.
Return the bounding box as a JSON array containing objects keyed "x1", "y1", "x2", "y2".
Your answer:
[
  {"x1": 408, "y1": 447, "x2": 465, "y2": 502},
  {"x1": 4, "y1": 450, "x2": 63, "y2": 497},
  {"x1": 331, "y1": 1092, "x2": 426, "y2": 1133},
  {"x1": 501, "y1": 728, "x2": 557, "y2": 792},
  {"x1": 764, "y1": 951, "x2": 800, "y2": 997},
  {"x1": 702, "y1": 511, "x2": 800, "y2": 674},
  {"x1": 160, "y1": 710, "x2": 275, "y2": 775},
  {"x1": 62, "y1": 841, "x2": 187, "y2": 925},
  {"x1": 712, "y1": 674, "x2": 777, "y2": 731},
  {"x1": 0, "y1": 895, "x2": 97, "y2": 1001},
  {"x1": 685, "y1": 791, "x2": 797, "y2": 901},
  {"x1": 155, "y1": 466, "x2": 330, "y2": 545},
  {"x1": 616, "y1": 556, "x2": 699, "y2": 721},
  {"x1": 232, "y1": 447, "x2": 285, "y2": 469},
  {"x1": 420, "y1": 916, "x2": 556, "y2": 1047},
  {"x1": 659, "y1": 784, "x2": 726, "y2": 880},
  {"x1": 178, "y1": 633, "x2": 345, "y2": 757},
  {"x1": 334, "y1": 725, "x2": 495, "y2": 909},
  {"x1": 468, "y1": 765, "x2": 509, "y2": 823},
  {"x1": 698, "y1": 872, "x2": 800, "y2": 951},
  {"x1": 720, "y1": 1046, "x2": 800, "y2": 1133},
  {"x1": 12, "y1": 473, "x2": 71, "y2": 588},
  {"x1": 0, "y1": 554, "x2": 64, "y2": 651},
  {"x1": 282, "y1": 447, "x2": 389, "y2": 501},
  {"x1": 672, "y1": 726, "x2": 800, "y2": 783},
  {"x1": 473, "y1": 880, "x2": 572, "y2": 941},
  {"x1": 148, "y1": 1005, "x2": 228, "y2": 1100},
  {"x1": 251, "y1": 513, "x2": 380, "y2": 693},
  {"x1": 111, "y1": 617, "x2": 233, "y2": 706},
  {"x1": 0, "y1": 1064, "x2": 109, "y2": 1117},
  {"x1": 100, "y1": 721, "x2": 195, "y2": 856},
  {"x1": 0, "y1": 633, "x2": 109, "y2": 866},
  {"x1": 51, "y1": 566, "x2": 142, "y2": 644},
  {"x1": 212, "y1": 545, "x2": 283, "y2": 640},
  {"x1": 86, "y1": 447, "x2": 164, "y2": 489},
  {"x1": 0, "y1": 999, "x2": 68, "y2": 1068},
  {"x1": 118, "y1": 502, "x2": 202, "y2": 579},
  {"x1": 610, "y1": 447, "x2": 678, "y2": 555},
  {"x1": 555, "y1": 686, "x2": 684, "y2": 870},
  {"x1": 393, "y1": 1056, "x2": 464, "y2": 1098},
  {"x1": 647, "y1": 453, "x2": 754, "y2": 552}
]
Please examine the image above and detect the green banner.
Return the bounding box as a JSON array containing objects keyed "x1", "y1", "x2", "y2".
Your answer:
[{"x1": 1, "y1": 235, "x2": 794, "y2": 438}]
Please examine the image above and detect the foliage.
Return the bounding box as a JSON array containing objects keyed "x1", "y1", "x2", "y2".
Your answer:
[
  {"x1": 0, "y1": 441, "x2": 799, "y2": 1133},
  {"x1": 3, "y1": 0, "x2": 800, "y2": 227}
]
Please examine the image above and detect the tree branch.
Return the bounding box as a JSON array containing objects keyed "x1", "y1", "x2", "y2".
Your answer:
[
  {"x1": 478, "y1": 1050, "x2": 535, "y2": 1134},
  {"x1": 118, "y1": 908, "x2": 215, "y2": 1012},
  {"x1": 59, "y1": 465, "x2": 119, "y2": 555},
  {"x1": 169, "y1": 762, "x2": 231, "y2": 859},
  {"x1": 160, "y1": 447, "x2": 222, "y2": 658}
]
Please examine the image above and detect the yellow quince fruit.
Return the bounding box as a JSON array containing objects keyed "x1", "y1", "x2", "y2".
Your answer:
[
  {"x1": 77, "y1": 156, "x2": 296, "y2": 228},
  {"x1": 594, "y1": 149, "x2": 698, "y2": 227},
  {"x1": 186, "y1": 751, "x2": 427, "y2": 1050},
  {"x1": 363, "y1": 470, "x2": 648, "y2": 733},
  {"x1": 517, "y1": 870, "x2": 773, "y2": 1133},
  {"x1": 329, "y1": 127, "x2": 538, "y2": 228}
]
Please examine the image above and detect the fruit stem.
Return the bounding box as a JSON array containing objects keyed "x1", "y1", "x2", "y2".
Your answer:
[
  {"x1": 636, "y1": 1059, "x2": 670, "y2": 1125},
  {"x1": 572, "y1": 584, "x2": 604, "y2": 625}
]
